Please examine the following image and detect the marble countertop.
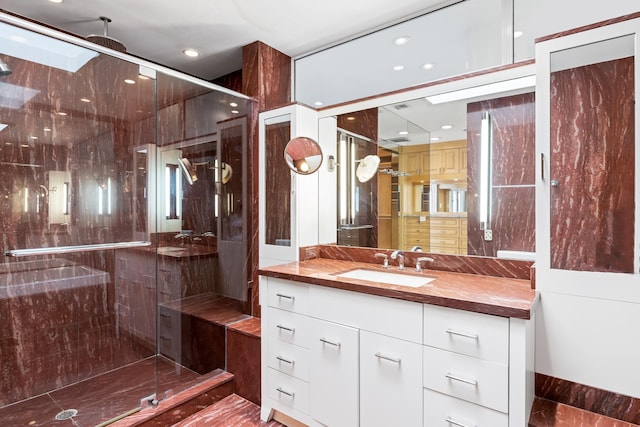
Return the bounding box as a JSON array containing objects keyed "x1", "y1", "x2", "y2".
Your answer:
[
  {"x1": 134, "y1": 245, "x2": 218, "y2": 259},
  {"x1": 259, "y1": 258, "x2": 537, "y2": 319}
]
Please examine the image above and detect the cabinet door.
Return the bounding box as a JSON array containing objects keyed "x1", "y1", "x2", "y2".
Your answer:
[
  {"x1": 309, "y1": 319, "x2": 359, "y2": 427},
  {"x1": 428, "y1": 150, "x2": 443, "y2": 176},
  {"x1": 441, "y1": 148, "x2": 460, "y2": 175},
  {"x1": 360, "y1": 330, "x2": 422, "y2": 427}
]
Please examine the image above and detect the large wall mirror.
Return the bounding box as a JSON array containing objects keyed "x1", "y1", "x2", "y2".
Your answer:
[{"x1": 318, "y1": 65, "x2": 536, "y2": 259}]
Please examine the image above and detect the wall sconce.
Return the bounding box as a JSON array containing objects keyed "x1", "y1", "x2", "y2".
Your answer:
[
  {"x1": 479, "y1": 111, "x2": 492, "y2": 240},
  {"x1": 327, "y1": 155, "x2": 336, "y2": 172}
]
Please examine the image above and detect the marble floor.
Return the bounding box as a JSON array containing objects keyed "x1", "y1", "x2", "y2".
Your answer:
[{"x1": 0, "y1": 356, "x2": 214, "y2": 427}]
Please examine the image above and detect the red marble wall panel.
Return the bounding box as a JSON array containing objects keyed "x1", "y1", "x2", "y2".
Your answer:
[
  {"x1": 264, "y1": 122, "x2": 292, "y2": 246},
  {"x1": 550, "y1": 57, "x2": 634, "y2": 273},
  {"x1": 467, "y1": 92, "x2": 536, "y2": 257}
]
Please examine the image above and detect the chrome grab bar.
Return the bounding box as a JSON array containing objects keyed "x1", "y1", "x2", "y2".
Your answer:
[{"x1": 4, "y1": 241, "x2": 151, "y2": 257}]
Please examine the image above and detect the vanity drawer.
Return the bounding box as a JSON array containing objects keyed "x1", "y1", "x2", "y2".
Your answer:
[
  {"x1": 424, "y1": 304, "x2": 509, "y2": 364},
  {"x1": 267, "y1": 367, "x2": 309, "y2": 413},
  {"x1": 430, "y1": 227, "x2": 459, "y2": 237},
  {"x1": 266, "y1": 278, "x2": 310, "y2": 314},
  {"x1": 423, "y1": 346, "x2": 508, "y2": 413},
  {"x1": 429, "y1": 236, "x2": 458, "y2": 247},
  {"x1": 430, "y1": 217, "x2": 459, "y2": 227},
  {"x1": 267, "y1": 337, "x2": 310, "y2": 381},
  {"x1": 266, "y1": 307, "x2": 311, "y2": 349},
  {"x1": 423, "y1": 389, "x2": 508, "y2": 427}
]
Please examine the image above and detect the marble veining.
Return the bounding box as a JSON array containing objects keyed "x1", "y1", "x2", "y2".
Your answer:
[
  {"x1": 529, "y1": 398, "x2": 640, "y2": 427},
  {"x1": 550, "y1": 56, "x2": 634, "y2": 273},
  {"x1": 259, "y1": 257, "x2": 537, "y2": 319},
  {"x1": 174, "y1": 394, "x2": 282, "y2": 427},
  {"x1": 536, "y1": 373, "x2": 640, "y2": 424},
  {"x1": 317, "y1": 244, "x2": 534, "y2": 280},
  {"x1": 536, "y1": 12, "x2": 640, "y2": 43}
]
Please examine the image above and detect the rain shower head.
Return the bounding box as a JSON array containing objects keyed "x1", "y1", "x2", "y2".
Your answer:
[
  {"x1": 86, "y1": 17, "x2": 126, "y2": 53},
  {"x1": 0, "y1": 58, "x2": 12, "y2": 76}
]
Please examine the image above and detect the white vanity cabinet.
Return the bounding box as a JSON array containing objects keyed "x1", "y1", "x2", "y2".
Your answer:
[{"x1": 260, "y1": 276, "x2": 535, "y2": 427}]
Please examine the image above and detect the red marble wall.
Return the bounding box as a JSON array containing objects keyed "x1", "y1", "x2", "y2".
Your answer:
[
  {"x1": 550, "y1": 57, "x2": 634, "y2": 273},
  {"x1": 467, "y1": 92, "x2": 536, "y2": 257}
]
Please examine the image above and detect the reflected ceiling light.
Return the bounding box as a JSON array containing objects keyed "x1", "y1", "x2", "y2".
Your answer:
[
  {"x1": 20, "y1": 144, "x2": 29, "y2": 148},
  {"x1": 393, "y1": 36, "x2": 411, "y2": 45},
  {"x1": 346, "y1": 116, "x2": 355, "y2": 121},
  {"x1": 398, "y1": 130, "x2": 408, "y2": 135},
  {"x1": 231, "y1": 110, "x2": 239, "y2": 114},
  {"x1": 393, "y1": 65, "x2": 404, "y2": 71},
  {"x1": 56, "y1": 111, "x2": 67, "y2": 116},
  {"x1": 426, "y1": 75, "x2": 536, "y2": 105},
  {"x1": 28, "y1": 135, "x2": 37, "y2": 140},
  {"x1": 314, "y1": 101, "x2": 323, "y2": 106},
  {"x1": 229, "y1": 102, "x2": 238, "y2": 107},
  {"x1": 422, "y1": 63, "x2": 436, "y2": 70},
  {"x1": 441, "y1": 124, "x2": 453, "y2": 130},
  {"x1": 183, "y1": 48, "x2": 199, "y2": 57},
  {"x1": 514, "y1": 31, "x2": 523, "y2": 39},
  {"x1": 123, "y1": 78, "x2": 136, "y2": 85},
  {"x1": 431, "y1": 137, "x2": 441, "y2": 141},
  {"x1": 48, "y1": 0, "x2": 64, "y2": 3},
  {"x1": 80, "y1": 97, "x2": 91, "y2": 103}
]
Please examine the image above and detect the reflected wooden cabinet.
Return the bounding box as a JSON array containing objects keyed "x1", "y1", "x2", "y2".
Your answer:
[
  {"x1": 401, "y1": 215, "x2": 467, "y2": 254},
  {"x1": 400, "y1": 141, "x2": 467, "y2": 180}
]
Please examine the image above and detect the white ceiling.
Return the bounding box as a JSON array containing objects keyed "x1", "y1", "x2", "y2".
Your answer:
[{"x1": 0, "y1": 0, "x2": 448, "y2": 81}]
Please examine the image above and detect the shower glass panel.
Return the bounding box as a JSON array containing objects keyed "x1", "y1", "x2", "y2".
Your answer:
[{"x1": 0, "y1": 15, "x2": 253, "y2": 426}]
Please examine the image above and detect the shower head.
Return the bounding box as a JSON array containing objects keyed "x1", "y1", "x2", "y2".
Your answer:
[
  {"x1": 86, "y1": 17, "x2": 127, "y2": 53},
  {"x1": 0, "y1": 58, "x2": 12, "y2": 76}
]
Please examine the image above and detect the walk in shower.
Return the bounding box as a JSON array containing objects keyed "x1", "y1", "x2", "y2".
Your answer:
[{"x1": 0, "y1": 13, "x2": 252, "y2": 426}]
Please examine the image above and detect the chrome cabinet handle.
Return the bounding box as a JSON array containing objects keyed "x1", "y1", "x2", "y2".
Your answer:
[
  {"x1": 375, "y1": 352, "x2": 401, "y2": 364},
  {"x1": 276, "y1": 356, "x2": 294, "y2": 365},
  {"x1": 320, "y1": 338, "x2": 341, "y2": 347},
  {"x1": 446, "y1": 329, "x2": 479, "y2": 340},
  {"x1": 276, "y1": 293, "x2": 295, "y2": 301},
  {"x1": 276, "y1": 324, "x2": 295, "y2": 333},
  {"x1": 276, "y1": 387, "x2": 294, "y2": 397},
  {"x1": 445, "y1": 373, "x2": 478, "y2": 386},
  {"x1": 446, "y1": 416, "x2": 474, "y2": 427}
]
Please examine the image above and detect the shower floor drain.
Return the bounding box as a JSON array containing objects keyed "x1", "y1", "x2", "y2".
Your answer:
[{"x1": 55, "y1": 409, "x2": 78, "y2": 421}]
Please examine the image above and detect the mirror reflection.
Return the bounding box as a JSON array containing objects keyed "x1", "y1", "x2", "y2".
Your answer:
[
  {"x1": 333, "y1": 77, "x2": 536, "y2": 258},
  {"x1": 284, "y1": 136, "x2": 323, "y2": 174}
]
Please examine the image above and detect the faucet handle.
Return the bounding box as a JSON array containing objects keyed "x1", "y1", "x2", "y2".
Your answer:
[
  {"x1": 374, "y1": 253, "x2": 389, "y2": 269},
  {"x1": 415, "y1": 256, "x2": 435, "y2": 272}
]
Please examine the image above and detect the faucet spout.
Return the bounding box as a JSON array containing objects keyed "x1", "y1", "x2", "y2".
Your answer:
[
  {"x1": 415, "y1": 256, "x2": 435, "y2": 272},
  {"x1": 390, "y1": 250, "x2": 405, "y2": 270}
]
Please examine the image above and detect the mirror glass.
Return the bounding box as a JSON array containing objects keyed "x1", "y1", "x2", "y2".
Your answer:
[
  {"x1": 331, "y1": 75, "x2": 536, "y2": 258},
  {"x1": 265, "y1": 115, "x2": 292, "y2": 246},
  {"x1": 284, "y1": 136, "x2": 323, "y2": 174}
]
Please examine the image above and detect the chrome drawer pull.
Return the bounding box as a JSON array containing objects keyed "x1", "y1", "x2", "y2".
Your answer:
[
  {"x1": 375, "y1": 352, "x2": 401, "y2": 364},
  {"x1": 276, "y1": 324, "x2": 295, "y2": 333},
  {"x1": 445, "y1": 373, "x2": 478, "y2": 386},
  {"x1": 446, "y1": 329, "x2": 478, "y2": 340},
  {"x1": 276, "y1": 387, "x2": 294, "y2": 398},
  {"x1": 276, "y1": 356, "x2": 294, "y2": 365},
  {"x1": 276, "y1": 293, "x2": 295, "y2": 301},
  {"x1": 320, "y1": 338, "x2": 341, "y2": 347},
  {"x1": 446, "y1": 416, "x2": 474, "y2": 427}
]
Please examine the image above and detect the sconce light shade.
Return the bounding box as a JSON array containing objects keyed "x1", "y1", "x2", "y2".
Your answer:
[{"x1": 178, "y1": 157, "x2": 198, "y2": 185}]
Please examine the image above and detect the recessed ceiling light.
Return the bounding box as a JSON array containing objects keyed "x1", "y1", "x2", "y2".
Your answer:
[
  {"x1": 441, "y1": 124, "x2": 453, "y2": 130},
  {"x1": 398, "y1": 130, "x2": 409, "y2": 135},
  {"x1": 393, "y1": 65, "x2": 404, "y2": 71},
  {"x1": 422, "y1": 63, "x2": 436, "y2": 70},
  {"x1": 183, "y1": 48, "x2": 199, "y2": 57},
  {"x1": 231, "y1": 110, "x2": 239, "y2": 114},
  {"x1": 514, "y1": 31, "x2": 523, "y2": 39},
  {"x1": 80, "y1": 97, "x2": 90, "y2": 103},
  {"x1": 124, "y1": 79, "x2": 136, "y2": 85},
  {"x1": 229, "y1": 102, "x2": 238, "y2": 107},
  {"x1": 346, "y1": 116, "x2": 355, "y2": 121},
  {"x1": 393, "y1": 36, "x2": 410, "y2": 45},
  {"x1": 431, "y1": 137, "x2": 441, "y2": 141},
  {"x1": 56, "y1": 111, "x2": 67, "y2": 116},
  {"x1": 48, "y1": 0, "x2": 63, "y2": 3},
  {"x1": 314, "y1": 101, "x2": 323, "y2": 106}
]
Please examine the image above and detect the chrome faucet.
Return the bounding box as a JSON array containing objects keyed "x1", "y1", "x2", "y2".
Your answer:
[
  {"x1": 374, "y1": 253, "x2": 389, "y2": 269},
  {"x1": 410, "y1": 246, "x2": 423, "y2": 252},
  {"x1": 415, "y1": 256, "x2": 435, "y2": 272},
  {"x1": 390, "y1": 250, "x2": 405, "y2": 270}
]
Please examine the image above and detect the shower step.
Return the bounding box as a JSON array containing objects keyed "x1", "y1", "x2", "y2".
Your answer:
[
  {"x1": 172, "y1": 394, "x2": 283, "y2": 427},
  {"x1": 110, "y1": 370, "x2": 234, "y2": 427}
]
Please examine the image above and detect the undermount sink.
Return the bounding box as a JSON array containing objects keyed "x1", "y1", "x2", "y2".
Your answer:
[{"x1": 335, "y1": 268, "x2": 435, "y2": 288}]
